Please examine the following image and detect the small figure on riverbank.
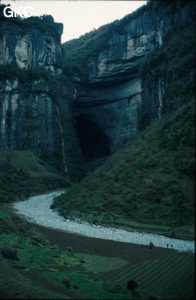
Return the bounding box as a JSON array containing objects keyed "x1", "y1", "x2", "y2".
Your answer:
[{"x1": 149, "y1": 242, "x2": 154, "y2": 250}]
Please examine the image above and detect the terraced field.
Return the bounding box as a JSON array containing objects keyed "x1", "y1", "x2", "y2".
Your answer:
[
  {"x1": 1, "y1": 196, "x2": 195, "y2": 299},
  {"x1": 34, "y1": 224, "x2": 195, "y2": 300},
  {"x1": 91, "y1": 252, "x2": 195, "y2": 299}
]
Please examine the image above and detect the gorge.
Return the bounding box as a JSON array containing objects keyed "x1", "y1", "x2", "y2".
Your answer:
[
  {"x1": 0, "y1": 2, "x2": 195, "y2": 299},
  {"x1": 0, "y1": 1, "x2": 195, "y2": 176}
]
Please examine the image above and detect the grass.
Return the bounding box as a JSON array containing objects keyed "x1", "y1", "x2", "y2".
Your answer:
[
  {"x1": 0, "y1": 152, "x2": 194, "y2": 298},
  {"x1": 0, "y1": 5, "x2": 61, "y2": 40},
  {"x1": 0, "y1": 204, "x2": 149, "y2": 299},
  {"x1": 92, "y1": 253, "x2": 195, "y2": 300},
  {"x1": 44, "y1": 271, "x2": 140, "y2": 299},
  {"x1": 53, "y1": 100, "x2": 195, "y2": 240},
  {"x1": 2, "y1": 197, "x2": 193, "y2": 299},
  {"x1": 0, "y1": 215, "x2": 71, "y2": 298},
  {"x1": 0, "y1": 2, "x2": 195, "y2": 298},
  {"x1": 139, "y1": 23, "x2": 195, "y2": 129},
  {"x1": 0, "y1": 149, "x2": 70, "y2": 203},
  {"x1": 75, "y1": 253, "x2": 128, "y2": 273}
]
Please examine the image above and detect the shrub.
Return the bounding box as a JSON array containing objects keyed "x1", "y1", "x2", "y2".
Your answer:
[
  {"x1": 160, "y1": 101, "x2": 195, "y2": 150},
  {"x1": 145, "y1": 179, "x2": 153, "y2": 187}
]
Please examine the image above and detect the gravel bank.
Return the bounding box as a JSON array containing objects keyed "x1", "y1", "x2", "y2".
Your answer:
[{"x1": 13, "y1": 191, "x2": 195, "y2": 253}]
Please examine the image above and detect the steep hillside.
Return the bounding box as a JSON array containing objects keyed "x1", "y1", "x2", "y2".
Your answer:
[
  {"x1": 0, "y1": 2, "x2": 195, "y2": 299},
  {"x1": 53, "y1": 99, "x2": 195, "y2": 240},
  {"x1": 53, "y1": 2, "x2": 195, "y2": 239},
  {"x1": 0, "y1": 2, "x2": 195, "y2": 176},
  {"x1": 139, "y1": 23, "x2": 195, "y2": 129},
  {"x1": 0, "y1": 150, "x2": 69, "y2": 203}
]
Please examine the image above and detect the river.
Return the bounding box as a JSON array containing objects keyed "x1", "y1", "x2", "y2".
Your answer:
[{"x1": 13, "y1": 191, "x2": 195, "y2": 253}]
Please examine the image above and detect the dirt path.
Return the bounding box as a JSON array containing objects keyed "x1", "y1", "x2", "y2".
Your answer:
[{"x1": 32, "y1": 223, "x2": 177, "y2": 266}]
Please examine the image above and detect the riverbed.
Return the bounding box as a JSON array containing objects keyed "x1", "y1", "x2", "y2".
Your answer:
[{"x1": 13, "y1": 191, "x2": 195, "y2": 253}]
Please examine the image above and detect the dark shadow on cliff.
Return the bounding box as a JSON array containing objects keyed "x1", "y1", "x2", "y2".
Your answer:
[{"x1": 75, "y1": 115, "x2": 110, "y2": 163}]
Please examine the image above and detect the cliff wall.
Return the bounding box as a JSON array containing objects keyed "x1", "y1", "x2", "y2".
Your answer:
[
  {"x1": 0, "y1": 15, "x2": 63, "y2": 74},
  {"x1": 64, "y1": 1, "x2": 195, "y2": 162},
  {"x1": 0, "y1": 12, "x2": 84, "y2": 179},
  {"x1": 0, "y1": 2, "x2": 195, "y2": 176}
]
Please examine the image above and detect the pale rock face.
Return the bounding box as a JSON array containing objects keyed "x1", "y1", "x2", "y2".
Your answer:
[
  {"x1": 4, "y1": 79, "x2": 19, "y2": 92},
  {"x1": 32, "y1": 78, "x2": 50, "y2": 92},
  {"x1": 37, "y1": 36, "x2": 62, "y2": 74},
  {"x1": 0, "y1": 1, "x2": 195, "y2": 169},
  {"x1": 75, "y1": 12, "x2": 154, "y2": 154},
  {"x1": 74, "y1": 2, "x2": 195, "y2": 161},
  {"x1": 0, "y1": 18, "x2": 84, "y2": 174},
  {"x1": 0, "y1": 21, "x2": 62, "y2": 74},
  {"x1": 86, "y1": 16, "x2": 155, "y2": 84},
  {"x1": 15, "y1": 34, "x2": 32, "y2": 69}
]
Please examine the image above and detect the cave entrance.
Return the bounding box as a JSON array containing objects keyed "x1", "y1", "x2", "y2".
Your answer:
[{"x1": 75, "y1": 115, "x2": 110, "y2": 163}]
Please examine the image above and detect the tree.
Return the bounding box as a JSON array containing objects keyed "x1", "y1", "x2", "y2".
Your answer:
[{"x1": 127, "y1": 279, "x2": 138, "y2": 293}]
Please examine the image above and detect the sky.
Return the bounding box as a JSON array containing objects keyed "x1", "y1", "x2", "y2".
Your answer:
[{"x1": 2, "y1": 0, "x2": 147, "y2": 43}]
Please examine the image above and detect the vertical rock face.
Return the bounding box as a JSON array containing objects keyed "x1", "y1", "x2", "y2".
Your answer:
[
  {"x1": 0, "y1": 75, "x2": 80, "y2": 175},
  {"x1": 71, "y1": 1, "x2": 195, "y2": 162},
  {"x1": 0, "y1": 16, "x2": 63, "y2": 74},
  {"x1": 0, "y1": 78, "x2": 64, "y2": 159},
  {"x1": 74, "y1": 8, "x2": 156, "y2": 157},
  {"x1": 0, "y1": 2, "x2": 195, "y2": 174},
  {"x1": 0, "y1": 14, "x2": 84, "y2": 178}
]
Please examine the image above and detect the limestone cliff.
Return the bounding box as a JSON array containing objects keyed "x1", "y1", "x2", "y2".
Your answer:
[
  {"x1": 0, "y1": 15, "x2": 63, "y2": 74},
  {"x1": 63, "y1": 1, "x2": 195, "y2": 163},
  {"x1": 0, "y1": 2, "x2": 195, "y2": 176},
  {"x1": 0, "y1": 10, "x2": 84, "y2": 179}
]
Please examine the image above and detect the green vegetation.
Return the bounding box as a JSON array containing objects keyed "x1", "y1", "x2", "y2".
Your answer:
[
  {"x1": 61, "y1": 1, "x2": 194, "y2": 79},
  {"x1": 0, "y1": 150, "x2": 69, "y2": 203},
  {"x1": 160, "y1": 102, "x2": 195, "y2": 151},
  {"x1": 0, "y1": 1, "x2": 195, "y2": 298},
  {"x1": 75, "y1": 253, "x2": 128, "y2": 273},
  {"x1": 0, "y1": 206, "x2": 77, "y2": 298},
  {"x1": 61, "y1": 2, "x2": 148, "y2": 77},
  {"x1": 0, "y1": 204, "x2": 148, "y2": 299},
  {"x1": 92, "y1": 252, "x2": 195, "y2": 300},
  {"x1": 0, "y1": 4, "x2": 62, "y2": 40},
  {"x1": 0, "y1": 203, "x2": 194, "y2": 299},
  {"x1": 0, "y1": 64, "x2": 53, "y2": 82},
  {"x1": 0, "y1": 63, "x2": 86, "y2": 181},
  {"x1": 139, "y1": 24, "x2": 195, "y2": 128},
  {"x1": 0, "y1": 63, "x2": 73, "y2": 89},
  {"x1": 62, "y1": 24, "x2": 113, "y2": 77},
  {"x1": 53, "y1": 99, "x2": 195, "y2": 239},
  {"x1": 44, "y1": 271, "x2": 132, "y2": 299}
]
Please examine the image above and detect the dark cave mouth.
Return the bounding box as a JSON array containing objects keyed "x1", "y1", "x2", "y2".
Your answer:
[{"x1": 75, "y1": 115, "x2": 110, "y2": 162}]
